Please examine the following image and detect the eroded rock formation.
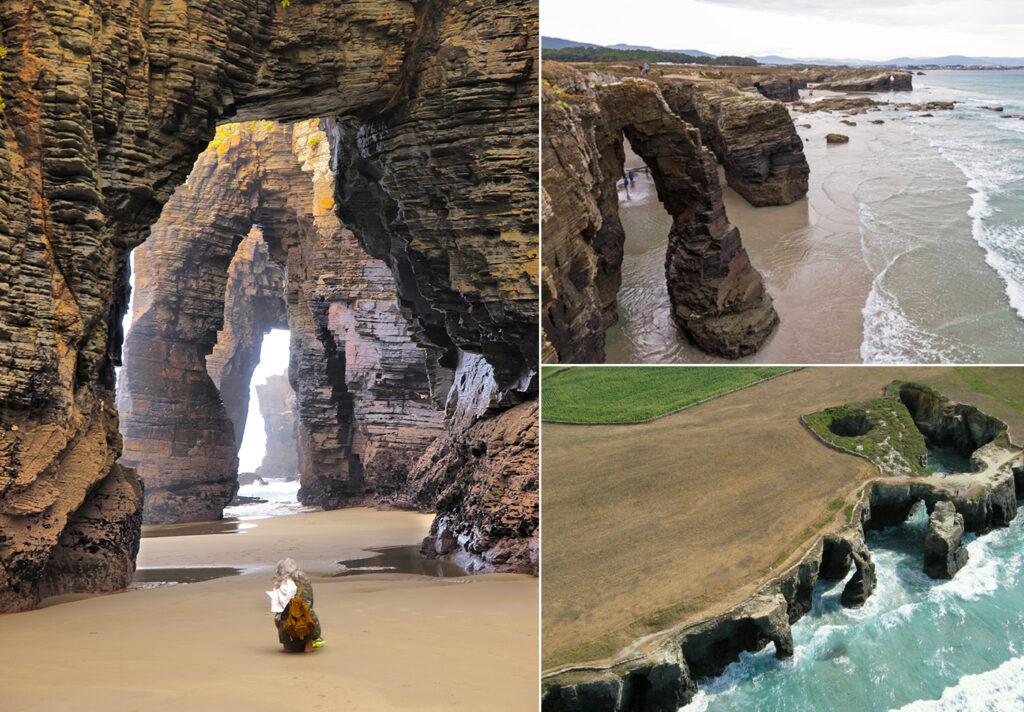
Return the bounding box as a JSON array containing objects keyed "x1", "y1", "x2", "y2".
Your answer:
[
  {"x1": 655, "y1": 78, "x2": 809, "y2": 207},
  {"x1": 255, "y1": 373, "x2": 298, "y2": 479},
  {"x1": 923, "y1": 500, "x2": 968, "y2": 579},
  {"x1": 119, "y1": 121, "x2": 447, "y2": 518},
  {"x1": 543, "y1": 384, "x2": 1020, "y2": 710},
  {"x1": 207, "y1": 228, "x2": 289, "y2": 453},
  {"x1": 815, "y1": 71, "x2": 913, "y2": 92},
  {"x1": 541, "y1": 62, "x2": 778, "y2": 363},
  {"x1": 897, "y1": 383, "x2": 1007, "y2": 458},
  {"x1": 542, "y1": 527, "x2": 871, "y2": 712},
  {"x1": 0, "y1": 0, "x2": 537, "y2": 611}
]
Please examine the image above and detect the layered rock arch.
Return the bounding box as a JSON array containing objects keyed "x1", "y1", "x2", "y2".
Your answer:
[
  {"x1": 118, "y1": 120, "x2": 448, "y2": 523},
  {"x1": 0, "y1": 0, "x2": 538, "y2": 612},
  {"x1": 542, "y1": 63, "x2": 779, "y2": 363}
]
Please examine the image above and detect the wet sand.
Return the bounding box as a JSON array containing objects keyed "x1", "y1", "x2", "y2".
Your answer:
[
  {"x1": 605, "y1": 93, "x2": 1016, "y2": 363},
  {"x1": 0, "y1": 508, "x2": 538, "y2": 711}
]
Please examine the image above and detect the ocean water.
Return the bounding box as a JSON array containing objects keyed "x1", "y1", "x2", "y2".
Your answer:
[
  {"x1": 222, "y1": 478, "x2": 318, "y2": 519},
  {"x1": 860, "y1": 70, "x2": 1024, "y2": 363},
  {"x1": 604, "y1": 70, "x2": 1024, "y2": 364},
  {"x1": 683, "y1": 503, "x2": 1024, "y2": 712}
]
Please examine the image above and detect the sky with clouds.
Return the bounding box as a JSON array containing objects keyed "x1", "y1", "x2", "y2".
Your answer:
[{"x1": 542, "y1": 0, "x2": 1024, "y2": 60}]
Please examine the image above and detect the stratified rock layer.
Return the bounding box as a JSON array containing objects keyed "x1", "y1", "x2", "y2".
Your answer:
[
  {"x1": 255, "y1": 373, "x2": 298, "y2": 479},
  {"x1": 119, "y1": 122, "x2": 446, "y2": 519},
  {"x1": 207, "y1": 227, "x2": 289, "y2": 453},
  {"x1": 416, "y1": 399, "x2": 539, "y2": 573},
  {"x1": 541, "y1": 62, "x2": 778, "y2": 363},
  {"x1": 657, "y1": 78, "x2": 809, "y2": 207},
  {"x1": 815, "y1": 71, "x2": 913, "y2": 92},
  {"x1": 0, "y1": 0, "x2": 537, "y2": 610},
  {"x1": 924, "y1": 500, "x2": 968, "y2": 579}
]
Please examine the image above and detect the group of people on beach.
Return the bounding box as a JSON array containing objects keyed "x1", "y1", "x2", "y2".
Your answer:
[{"x1": 619, "y1": 165, "x2": 651, "y2": 199}]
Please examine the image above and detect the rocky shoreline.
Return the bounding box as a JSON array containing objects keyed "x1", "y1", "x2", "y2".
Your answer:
[
  {"x1": 542, "y1": 384, "x2": 1024, "y2": 711},
  {"x1": 541, "y1": 63, "x2": 929, "y2": 364},
  {"x1": 542, "y1": 63, "x2": 793, "y2": 363}
]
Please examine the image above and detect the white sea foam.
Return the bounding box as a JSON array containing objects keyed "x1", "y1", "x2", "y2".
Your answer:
[
  {"x1": 919, "y1": 119, "x2": 1024, "y2": 323},
  {"x1": 860, "y1": 273, "x2": 970, "y2": 363},
  {"x1": 223, "y1": 478, "x2": 316, "y2": 519},
  {"x1": 856, "y1": 201, "x2": 975, "y2": 363},
  {"x1": 890, "y1": 655, "x2": 1024, "y2": 711}
]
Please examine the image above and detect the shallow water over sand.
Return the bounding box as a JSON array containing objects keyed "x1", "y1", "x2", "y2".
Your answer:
[
  {"x1": 335, "y1": 545, "x2": 468, "y2": 578},
  {"x1": 605, "y1": 71, "x2": 1024, "y2": 364}
]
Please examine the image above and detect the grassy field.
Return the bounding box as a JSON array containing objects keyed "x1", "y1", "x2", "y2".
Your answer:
[
  {"x1": 541, "y1": 366, "x2": 793, "y2": 423},
  {"x1": 541, "y1": 367, "x2": 1024, "y2": 671}
]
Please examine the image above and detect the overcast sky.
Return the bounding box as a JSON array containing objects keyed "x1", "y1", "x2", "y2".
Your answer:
[
  {"x1": 238, "y1": 329, "x2": 291, "y2": 473},
  {"x1": 542, "y1": 0, "x2": 1024, "y2": 61}
]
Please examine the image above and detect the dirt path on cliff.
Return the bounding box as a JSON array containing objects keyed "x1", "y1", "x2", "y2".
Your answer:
[
  {"x1": 541, "y1": 366, "x2": 1024, "y2": 670},
  {"x1": 0, "y1": 509, "x2": 538, "y2": 711}
]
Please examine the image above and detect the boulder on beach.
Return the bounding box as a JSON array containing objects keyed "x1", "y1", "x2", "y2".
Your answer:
[
  {"x1": 840, "y1": 119, "x2": 857, "y2": 126},
  {"x1": 826, "y1": 133, "x2": 850, "y2": 144}
]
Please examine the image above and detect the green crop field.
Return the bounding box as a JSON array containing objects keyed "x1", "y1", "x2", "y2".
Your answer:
[{"x1": 541, "y1": 366, "x2": 794, "y2": 423}]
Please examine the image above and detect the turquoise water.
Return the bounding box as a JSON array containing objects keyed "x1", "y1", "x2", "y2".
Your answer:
[
  {"x1": 685, "y1": 504, "x2": 1024, "y2": 711},
  {"x1": 926, "y1": 447, "x2": 972, "y2": 473}
]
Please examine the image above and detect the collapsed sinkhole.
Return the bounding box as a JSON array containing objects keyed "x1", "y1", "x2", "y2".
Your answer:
[
  {"x1": 828, "y1": 411, "x2": 872, "y2": 438},
  {"x1": 806, "y1": 382, "x2": 1011, "y2": 479}
]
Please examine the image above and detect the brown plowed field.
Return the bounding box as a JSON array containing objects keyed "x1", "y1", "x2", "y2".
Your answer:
[{"x1": 541, "y1": 366, "x2": 1024, "y2": 670}]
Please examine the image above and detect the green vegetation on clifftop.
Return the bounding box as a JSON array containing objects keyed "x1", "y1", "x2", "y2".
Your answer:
[
  {"x1": 541, "y1": 366, "x2": 793, "y2": 424},
  {"x1": 803, "y1": 394, "x2": 930, "y2": 477}
]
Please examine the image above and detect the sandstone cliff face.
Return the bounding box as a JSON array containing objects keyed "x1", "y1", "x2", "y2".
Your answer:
[
  {"x1": 0, "y1": 0, "x2": 537, "y2": 610},
  {"x1": 751, "y1": 75, "x2": 804, "y2": 103},
  {"x1": 923, "y1": 500, "x2": 968, "y2": 579},
  {"x1": 541, "y1": 63, "x2": 778, "y2": 363},
  {"x1": 119, "y1": 121, "x2": 446, "y2": 519},
  {"x1": 207, "y1": 228, "x2": 289, "y2": 453},
  {"x1": 656, "y1": 78, "x2": 809, "y2": 207},
  {"x1": 896, "y1": 384, "x2": 1006, "y2": 457},
  {"x1": 255, "y1": 373, "x2": 298, "y2": 479}
]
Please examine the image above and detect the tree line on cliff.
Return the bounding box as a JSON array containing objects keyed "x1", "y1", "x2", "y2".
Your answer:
[{"x1": 543, "y1": 46, "x2": 758, "y2": 66}]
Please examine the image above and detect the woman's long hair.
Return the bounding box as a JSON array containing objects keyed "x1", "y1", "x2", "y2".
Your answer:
[{"x1": 272, "y1": 558, "x2": 310, "y2": 588}]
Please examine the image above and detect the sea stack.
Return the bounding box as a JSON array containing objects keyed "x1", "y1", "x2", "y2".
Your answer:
[{"x1": 924, "y1": 501, "x2": 969, "y2": 579}]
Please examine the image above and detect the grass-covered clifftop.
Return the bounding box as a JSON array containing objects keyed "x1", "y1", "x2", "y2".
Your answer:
[
  {"x1": 803, "y1": 394, "x2": 930, "y2": 477},
  {"x1": 541, "y1": 366, "x2": 793, "y2": 423}
]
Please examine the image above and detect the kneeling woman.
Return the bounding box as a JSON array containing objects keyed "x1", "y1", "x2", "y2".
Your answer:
[{"x1": 268, "y1": 558, "x2": 323, "y2": 652}]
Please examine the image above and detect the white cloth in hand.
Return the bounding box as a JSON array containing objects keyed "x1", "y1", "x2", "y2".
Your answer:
[{"x1": 267, "y1": 577, "x2": 297, "y2": 613}]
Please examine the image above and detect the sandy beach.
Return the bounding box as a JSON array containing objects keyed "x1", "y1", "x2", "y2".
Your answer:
[
  {"x1": 0, "y1": 508, "x2": 538, "y2": 711},
  {"x1": 606, "y1": 72, "x2": 1024, "y2": 364}
]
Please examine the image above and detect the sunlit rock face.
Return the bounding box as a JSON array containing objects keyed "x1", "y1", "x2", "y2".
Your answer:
[
  {"x1": 207, "y1": 228, "x2": 289, "y2": 455},
  {"x1": 118, "y1": 121, "x2": 446, "y2": 521},
  {"x1": 0, "y1": 0, "x2": 537, "y2": 611}
]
